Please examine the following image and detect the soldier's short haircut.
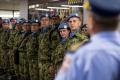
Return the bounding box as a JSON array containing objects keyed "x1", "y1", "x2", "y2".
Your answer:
[{"x1": 92, "y1": 12, "x2": 119, "y2": 30}]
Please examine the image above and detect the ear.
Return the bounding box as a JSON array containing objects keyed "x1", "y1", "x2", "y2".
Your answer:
[
  {"x1": 87, "y1": 15, "x2": 93, "y2": 28},
  {"x1": 86, "y1": 14, "x2": 95, "y2": 35}
]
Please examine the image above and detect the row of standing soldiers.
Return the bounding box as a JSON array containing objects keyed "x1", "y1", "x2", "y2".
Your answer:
[{"x1": 0, "y1": 13, "x2": 89, "y2": 80}]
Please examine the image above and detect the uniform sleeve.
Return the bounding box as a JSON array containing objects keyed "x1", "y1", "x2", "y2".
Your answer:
[
  {"x1": 82, "y1": 51, "x2": 119, "y2": 80},
  {"x1": 72, "y1": 50, "x2": 119, "y2": 80},
  {"x1": 55, "y1": 50, "x2": 119, "y2": 80},
  {"x1": 55, "y1": 53, "x2": 76, "y2": 80}
]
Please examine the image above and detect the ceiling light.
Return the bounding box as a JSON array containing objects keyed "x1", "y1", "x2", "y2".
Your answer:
[
  {"x1": 36, "y1": 4, "x2": 39, "y2": 7},
  {"x1": 29, "y1": 5, "x2": 36, "y2": 9},
  {"x1": 47, "y1": 7, "x2": 69, "y2": 9},
  {"x1": 61, "y1": 5, "x2": 83, "y2": 8},
  {"x1": 35, "y1": 8, "x2": 50, "y2": 11},
  {"x1": 52, "y1": 0, "x2": 59, "y2": 1}
]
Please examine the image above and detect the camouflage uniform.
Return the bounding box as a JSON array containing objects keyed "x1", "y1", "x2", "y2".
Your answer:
[
  {"x1": 49, "y1": 29, "x2": 60, "y2": 49},
  {"x1": 26, "y1": 31, "x2": 40, "y2": 80},
  {"x1": 17, "y1": 31, "x2": 31, "y2": 80},
  {"x1": 12, "y1": 31, "x2": 24, "y2": 78},
  {"x1": 7, "y1": 29, "x2": 17, "y2": 74},
  {"x1": 66, "y1": 32, "x2": 88, "y2": 50},
  {"x1": 0, "y1": 30, "x2": 10, "y2": 70},
  {"x1": 38, "y1": 26, "x2": 54, "y2": 80},
  {"x1": 51, "y1": 32, "x2": 88, "y2": 75},
  {"x1": 51, "y1": 41, "x2": 66, "y2": 74}
]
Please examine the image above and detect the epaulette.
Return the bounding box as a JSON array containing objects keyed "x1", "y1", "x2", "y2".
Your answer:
[
  {"x1": 75, "y1": 32, "x2": 87, "y2": 39},
  {"x1": 68, "y1": 40, "x2": 90, "y2": 53}
]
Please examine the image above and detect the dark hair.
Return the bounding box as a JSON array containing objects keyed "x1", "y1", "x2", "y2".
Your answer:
[{"x1": 92, "y1": 13, "x2": 119, "y2": 30}]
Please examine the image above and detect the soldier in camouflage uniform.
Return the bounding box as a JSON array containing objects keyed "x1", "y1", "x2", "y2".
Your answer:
[
  {"x1": 17, "y1": 20, "x2": 31, "y2": 80},
  {"x1": 12, "y1": 21, "x2": 25, "y2": 79},
  {"x1": 38, "y1": 15, "x2": 54, "y2": 80},
  {"x1": 10, "y1": 17, "x2": 17, "y2": 30},
  {"x1": 51, "y1": 23, "x2": 71, "y2": 76},
  {"x1": 0, "y1": 19, "x2": 11, "y2": 71},
  {"x1": 50, "y1": 22, "x2": 86, "y2": 75},
  {"x1": 7, "y1": 20, "x2": 23, "y2": 78},
  {"x1": 66, "y1": 13, "x2": 89, "y2": 47},
  {"x1": 26, "y1": 20, "x2": 40, "y2": 80},
  {"x1": 49, "y1": 15, "x2": 61, "y2": 49},
  {"x1": 67, "y1": 13, "x2": 85, "y2": 34},
  {"x1": 81, "y1": 24, "x2": 90, "y2": 39},
  {"x1": 7, "y1": 23, "x2": 17, "y2": 75}
]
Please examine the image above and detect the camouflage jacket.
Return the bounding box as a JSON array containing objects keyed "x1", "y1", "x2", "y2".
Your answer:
[
  {"x1": 0, "y1": 30, "x2": 10, "y2": 49},
  {"x1": 65, "y1": 32, "x2": 89, "y2": 51},
  {"x1": 7, "y1": 29, "x2": 17, "y2": 49},
  {"x1": 26, "y1": 31, "x2": 40, "y2": 60},
  {"x1": 17, "y1": 31, "x2": 31, "y2": 53},
  {"x1": 51, "y1": 32, "x2": 89, "y2": 72}
]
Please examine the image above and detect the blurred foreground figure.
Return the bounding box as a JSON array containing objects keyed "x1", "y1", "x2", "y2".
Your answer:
[{"x1": 55, "y1": 0, "x2": 120, "y2": 80}]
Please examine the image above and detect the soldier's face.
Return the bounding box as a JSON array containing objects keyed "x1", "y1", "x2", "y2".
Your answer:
[
  {"x1": 40, "y1": 17, "x2": 50, "y2": 27},
  {"x1": 31, "y1": 23, "x2": 39, "y2": 31},
  {"x1": 81, "y1": 27, "x2": 90, "y2": 35},
  {"x1": 16, "y1": 24, "x2": 22, "y2": 31},
  {"x1": 59, "y1": 29, "x2": 70, "y2": 38},
  {"x1": 52, "y1": 17, "x2": 60, "y2": 24},
  {"x1": 68, "y1": 17, "x2": 81, "y2": 31},
  {"x1": 22, "y1": 23, "x2": 31, "y2": 31},
  {"x1": 11, "y1": 19, "x2": 17, "y2": 25},
  {"x1": 2, "y1": 23, "x2": 10, "y2": 29}
]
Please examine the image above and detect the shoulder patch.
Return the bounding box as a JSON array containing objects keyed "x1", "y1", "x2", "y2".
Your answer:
[{"x1": 69, "y1": 40, "x2": 90, "y2": 52}]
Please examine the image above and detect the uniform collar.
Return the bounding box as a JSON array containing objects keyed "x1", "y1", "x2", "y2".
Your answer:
[
  {"x1": 41, "y1": 27, "x2": 49, "y2": 33},
  {"x1": 3, "y1": 29, "x2": 10, "y2": 32},
  {"x1": 31, "y1": 30, "x2": 39, "y2": 33},
  {"x1": 91, "y1": 31, "x2": 120, "y2": 42},
  {"x1": 69, "y1": 32, "x2": 75, "y2": 38},
  {"x1": 60, "y1": 38, "x2": 67, "y2": 44},
  {"x1": 23, "y1": 30, "x2": 31, "y2": 34}
]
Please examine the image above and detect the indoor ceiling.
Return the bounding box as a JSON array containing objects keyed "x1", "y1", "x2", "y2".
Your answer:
[
  {"x1": 0, "y1": 0, "x2": 19, "y2": 4},
  {"x1": 0, "y1": 0, "x2": 65, "y2": 5},
  {"x1": 29, "y1": 0, "x2": 62, "y2": 5}
]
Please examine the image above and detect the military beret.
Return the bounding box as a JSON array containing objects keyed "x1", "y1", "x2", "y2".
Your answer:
[
  {"x1": 10, "y1": 17, "x2": 17, "y2": 21},
  {"x1": 40, "y1": 14, "x2": 51, "y2": 20},
  {"x1": 20, "y1": 18, "x2": 26, "y2": 22},
  {"x1": 58, "y1": 23, "x2": 70, "y2": 30},
  {"x1": 31, "y1": 19, "x2": 39, "y2": 23},
  {"x1": 3, "y1": 19, "x2": 10, "y2": 23},
  {"x1": 67, "y1": 13, "x2": 80, "y2": 21},
  {"x1": 89, "y1": 0, "x2": 120, "y2": 17},
  {"x1": 51, "y1": 14, "x2": 60, "y2": 18},
  {"x1": 23, "y1": 20, "x2": 31, "y2": 24},
  {"x1": 16, "y1": 19, "x2": 24, "y2": 24}
]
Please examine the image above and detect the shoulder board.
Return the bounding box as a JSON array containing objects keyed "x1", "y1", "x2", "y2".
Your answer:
[
  {"x1": 68, "y1": 40, "x2": 90, "y2": 53},
  {"x1": 75, "y1": 32, "x2": 85, "y2": 38}
]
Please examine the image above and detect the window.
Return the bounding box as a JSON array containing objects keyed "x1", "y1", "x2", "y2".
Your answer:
[
  {"x1": 14, "y1": 11, "x2": 20, "y2": 18},
  {"x1": 0, "y1": 10, "x2": 20, "y2": 19}
]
